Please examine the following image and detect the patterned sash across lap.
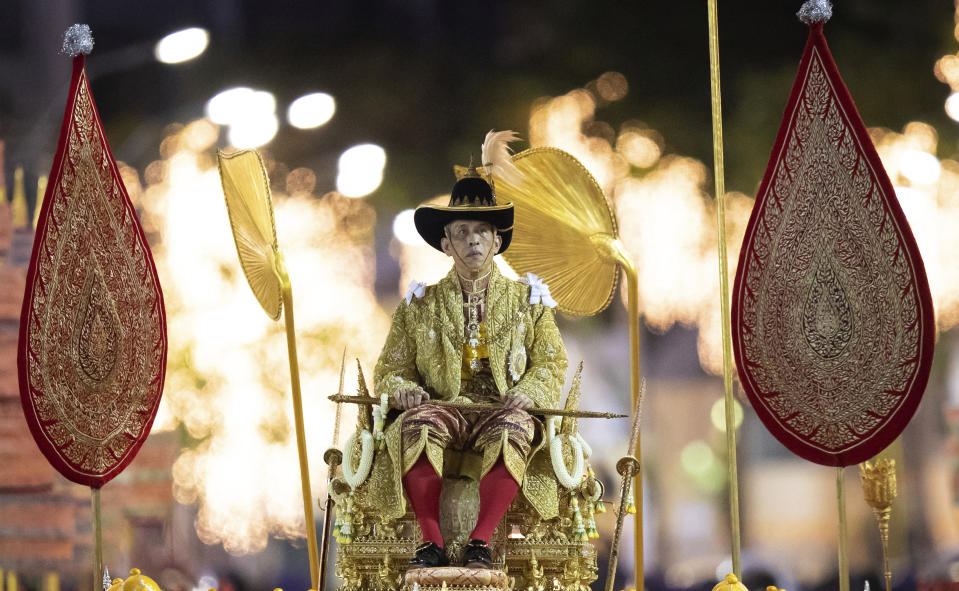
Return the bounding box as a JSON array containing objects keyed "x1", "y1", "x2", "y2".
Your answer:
[
  {"x1": 731, "y1": 23, "x2": 934, "y2": 466},
  {"x1": 18, "y1": 55, "x2": 167, "y2": 488}
]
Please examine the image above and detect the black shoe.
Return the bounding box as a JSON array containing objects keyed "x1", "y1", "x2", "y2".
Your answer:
[
  {"x1": 462, "y1": 539, "x2": 492, "y2": 569},
  {"x1": 408, "y1": 541, "x2": 449, "y2": 569}
]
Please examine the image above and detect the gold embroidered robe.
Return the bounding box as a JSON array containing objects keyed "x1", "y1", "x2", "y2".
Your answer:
[{"x1": 369, "y1": 264, "x2": 568, "y2": 520}]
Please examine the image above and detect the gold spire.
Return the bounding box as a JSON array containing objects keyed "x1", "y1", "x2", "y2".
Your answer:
[
  {"x1": 33, "y1": 176, "x2": 47, "y2": 229},
  {"x1": 12, "y1": 167, "x2": 27, "y2": 229},
  {"x1": 560, "y1": 361, "x2": 584, "y2": 435},
  {"x1": 355, "y1": 359, "x2": 373, "y2": 431}
]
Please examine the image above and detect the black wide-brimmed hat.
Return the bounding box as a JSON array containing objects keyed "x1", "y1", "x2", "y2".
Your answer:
[{"x1": 414, "y1": 168, "x2": 514, "y2": 253}]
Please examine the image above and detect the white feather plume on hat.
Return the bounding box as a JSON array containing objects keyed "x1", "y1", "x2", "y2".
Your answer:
[{"x1": 481, "y1": 130, "x2": 524, "y2": 187}]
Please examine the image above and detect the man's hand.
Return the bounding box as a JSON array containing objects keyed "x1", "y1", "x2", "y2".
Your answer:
[
  {"x1": 393, "y1": 387, "x2": 430, "y2": 410},
  {"x1": 502, "y1": 390, "x2": 534, "y2": 410}
]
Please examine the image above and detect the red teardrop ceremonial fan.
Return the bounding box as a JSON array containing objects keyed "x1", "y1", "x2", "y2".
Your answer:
[
  {"x1": 18, "y1": 25, "x2": 168, "y2": 490},
  {"x1": 731, "y1": 8, "x2": 935, "y2": 467}
]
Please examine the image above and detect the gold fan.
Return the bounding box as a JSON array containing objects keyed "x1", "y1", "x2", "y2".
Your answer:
[
  {"x1": 216, "y1": 149, "x2": 320, "y2": 590},
  {"x1": 217, "y1": 150, "x2": 283, "y2": 320},
  {"x1": 498, "y1": 147, "x2": 626, "y2": 316},
  {"x1": 495, "y1": 146, "x2": 644, "y2": 591}
]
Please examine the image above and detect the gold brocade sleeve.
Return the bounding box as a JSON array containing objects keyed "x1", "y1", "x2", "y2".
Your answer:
[
  {"x1": 511, "y1": 304, "x2": 567, "y2": 409},
  {"x1": 373, "y1": 302, "x2": 422, "y2": 400}
]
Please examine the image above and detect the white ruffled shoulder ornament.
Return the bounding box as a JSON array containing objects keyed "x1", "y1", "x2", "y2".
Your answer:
[
  {"x1": 519, "y1": 273, "x2": 557, "y2": 308},
  {"x1": 405, "y1": 280, "x2": 426, "y2": 304}
]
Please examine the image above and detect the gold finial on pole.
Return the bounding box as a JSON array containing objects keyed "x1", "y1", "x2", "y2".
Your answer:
[
  {"x1": 860, "y1": 459, "x2": 897, "y2": 591},
  {"x1": 712, "y1": 574, "x2": 748, "y2": 591}
]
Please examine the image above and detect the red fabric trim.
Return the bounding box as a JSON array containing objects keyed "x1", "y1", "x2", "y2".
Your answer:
[
  {"x1": 731, "y1": 25, "x2": 935, "y2": 467},
  {"x1": 17, "y1": 55, "x2": 168, "y2": 488}
]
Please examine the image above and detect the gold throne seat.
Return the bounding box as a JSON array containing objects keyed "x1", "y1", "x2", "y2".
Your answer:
[
  {"x1": 331, "y1": 463, "x2": 597, "y2": 591},
  {"x1": 331, "y1": 366, "x2": 599, "y2": 591}
]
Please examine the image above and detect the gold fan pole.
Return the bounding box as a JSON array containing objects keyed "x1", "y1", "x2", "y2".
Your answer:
[
  {"x1": 278, "y1": 265, "x2": 320, "y2": 590},
  {"x1": 707, "y1": 0, "x2": 742, "y2": 577},
  {"x1": 92, "y1": 488, "x2": 102, "y2": 591},
  {"x1": 623, "y1": 262, "x2": 643, "y2": 591},
  {"x1": 596, "y1": 236, "x2": 644, "y2": 591}
]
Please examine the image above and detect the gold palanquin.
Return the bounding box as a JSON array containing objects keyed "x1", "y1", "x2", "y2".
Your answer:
[{"x1": 332, "y1": 267, "x2": 598, "y2": 591}]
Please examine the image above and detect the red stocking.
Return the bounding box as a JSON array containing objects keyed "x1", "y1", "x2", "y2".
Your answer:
[
  {"x1": 470, "y1": 459, "x2": 519, "y2": 542},
  {"x1": 402, "y1": 455, "x2": 444, "y2": 545}
]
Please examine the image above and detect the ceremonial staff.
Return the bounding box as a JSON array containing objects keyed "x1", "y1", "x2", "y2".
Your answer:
[
  {"x1": 318, "y1": 351, "x2": 348, "y2": 591},
  {"x1": 604, "y1": 380, "x2": 645, "y2": 591}
]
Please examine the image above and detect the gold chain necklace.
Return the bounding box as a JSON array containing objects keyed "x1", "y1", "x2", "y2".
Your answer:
[{"x1": 459, "y1": 270, "x2": 490, "y2": 361}]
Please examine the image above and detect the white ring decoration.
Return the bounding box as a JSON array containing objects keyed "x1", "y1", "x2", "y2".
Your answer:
[
  {"x1": 575, "y1": 433, "x2": 592, "y2": 459},
  {"x1": 343, "y1": 430, "x2": 374, "y2": 489},
  {"x1": 550, "y1": 434, "x2": 584, "y2": 490}
]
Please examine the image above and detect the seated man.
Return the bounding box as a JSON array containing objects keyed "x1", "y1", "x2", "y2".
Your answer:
[{"x1": 374, "y1": 167, "x2": 567, "y2": 570}]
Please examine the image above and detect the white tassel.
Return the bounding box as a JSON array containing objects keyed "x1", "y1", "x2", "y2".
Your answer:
[{"x1": 481, "y1": 130, "x2": 524, "y2": 187}]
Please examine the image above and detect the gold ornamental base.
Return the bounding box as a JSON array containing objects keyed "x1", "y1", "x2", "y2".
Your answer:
[{"x1": 404, "y1": 566, "x2": 510, "y2": 590}]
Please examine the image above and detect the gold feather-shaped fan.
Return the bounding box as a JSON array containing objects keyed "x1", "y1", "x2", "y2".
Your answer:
[
  {"x1": 215, "y1": 148, "x2": 320, "y2": 589},
  {"x1": 497, "y1": 147, "x2": 624, "y2": 317},
  {"x1": 217, "y1": 149, "x2": 283, "y2": 320}
]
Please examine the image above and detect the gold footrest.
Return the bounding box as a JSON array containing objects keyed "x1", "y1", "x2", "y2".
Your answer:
[{"x1": 403, "y1": 566, "x2": 510, "y2": 590}]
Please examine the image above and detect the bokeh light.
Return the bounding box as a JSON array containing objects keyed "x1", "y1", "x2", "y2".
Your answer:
[
  {"x1": 154, "y1": 27, "x2": 209, "y2": 64},
  {"x1": 227, "y1": 113, "x2": 279, "y2": 149},
  {"x1": 946, "y1": 92, "x2": 959, "y2": 121},
  {"x1": 709, "y1": 397, "x2": 743, "y2": 433},
  {"x1": 207, "y1": 88, "x2": 279, "y2": 148},
  {"x1": 900, "y1": 149, "x2": 942, "y2": 185},
  {"x1": 392, "y1": 208, "x2": 420, "y2": 245},
  {"x1": 287, "y1": 92, "x2": 336, "y2": 129},
  {"x1": 680, "y1": 440, "x2": 724, "y2": 492},
  {"x1": 206, "y1": 87, "x2": 255, "y2": 125},
  {"x1": 336, "y1": 143, "x2": 387, "y2": 197}
]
